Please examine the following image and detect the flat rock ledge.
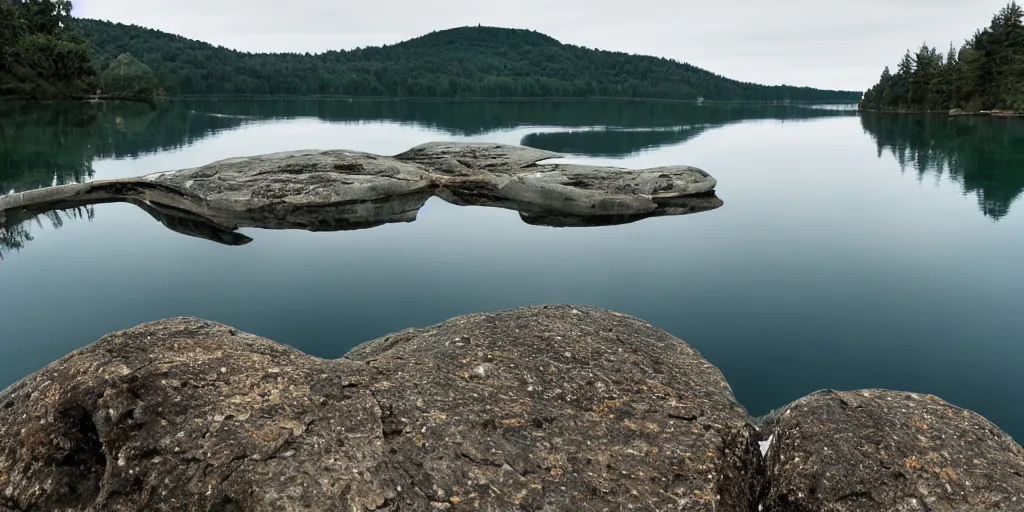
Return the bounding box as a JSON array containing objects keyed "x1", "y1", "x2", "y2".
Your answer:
[
  {"x1": 1, "y1": 307, "x2": 1021, "y2": 512},
  {"x1": 0, "y1": 143, "x2": 722, "y2": 246}
]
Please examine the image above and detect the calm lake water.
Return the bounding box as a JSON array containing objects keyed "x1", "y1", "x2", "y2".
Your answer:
[{"x1": 2, "y1": 99, "x2": 1023, "y2": 439}]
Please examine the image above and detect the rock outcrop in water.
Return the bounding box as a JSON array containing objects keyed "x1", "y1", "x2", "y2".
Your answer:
[
  {"x1": 2, "y1": 306, "x2": 1022, "y2": 511},
  {"x1": 0, "y1": 143, "x2": 722, "y2": 248}
]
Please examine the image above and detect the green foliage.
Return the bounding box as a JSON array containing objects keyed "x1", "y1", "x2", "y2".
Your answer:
[
  {"x1": 0, "y1": 2, "x2": 25, "y2": 65},
  {"x1": 101, "y1": 53, "x2": 164, "y2": 102},
  {"x1": 862, "y1": 2, "x2": 1024, "y2": 111},
  {"x1": 10, "y1": 0, "x2": 73, "y2": 36},
  {"x1": 0, "y1": 0, "x2": 99, "y2": 98},
  {"x1": 73, "y1": 20, "x2": 861, "y2": 102}
]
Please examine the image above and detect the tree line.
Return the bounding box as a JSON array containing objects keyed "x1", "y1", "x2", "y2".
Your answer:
[
  {"x1": 73, "y1": 20, "x2": 861, "y2": 102},
  {"x1": 3, "y1": 2, "x2": 860, "y2": 103},
  {"x1": 860, "y1": 2, "x2": 1024, "y2": 112}
]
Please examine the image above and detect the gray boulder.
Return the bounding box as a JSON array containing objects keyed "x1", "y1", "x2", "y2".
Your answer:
[
  {"x1": 0, "y1": 306, "x2": 758, "y2": 511},
  {"x1": 3, "y1": 308, "x2": 1021, "y2": 511},
  {"x1": 0, "y1": 318, "x2": 388, "y2": 512},
  {"x1": 759, "y1": 389, "x2": 1024, "y2": 511},
  {"x1": 345, "y1": 305, "x2": 760, "y2": 511}
]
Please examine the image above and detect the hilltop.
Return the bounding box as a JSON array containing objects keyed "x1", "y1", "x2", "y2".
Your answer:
[{"x1": 73, "y1": 20, "x2": 861, "y2": 102}]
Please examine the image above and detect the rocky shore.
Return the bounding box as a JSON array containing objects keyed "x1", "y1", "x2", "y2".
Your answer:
[
  {"x1": 2, "y1": 306, "x2": 1021, "y2": 511},
  {"x1": 0, "y1": 143, "x2": 722, "y2": 246}
]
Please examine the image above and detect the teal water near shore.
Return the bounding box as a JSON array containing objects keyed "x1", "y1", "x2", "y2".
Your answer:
[{"x1": 2, "y1": 99, "x2": 1023, "y2": 439}]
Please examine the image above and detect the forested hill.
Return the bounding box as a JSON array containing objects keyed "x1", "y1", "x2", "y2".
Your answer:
[
  {"x1": 860, "y1": 1, "x2": 1024, "y2": 112},
  {"x1": 73, "y1": 19, "x2": 861, "y2": 102}
]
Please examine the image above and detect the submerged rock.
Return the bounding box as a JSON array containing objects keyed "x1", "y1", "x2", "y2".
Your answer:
[
  {"x1": 0, "y1": 143, "x2": 722, "y2": 250},
  {"x1": 2, "y1": 308, "x2": 1021, "y2": 511}
]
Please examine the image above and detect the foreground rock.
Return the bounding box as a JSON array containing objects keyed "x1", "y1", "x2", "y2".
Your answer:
[
  {"x1": 2, "y1": 307, "x2": 1021, "y2": 511},
  {"x1": 0, "y1": 306, "x2": 757, "y2": 511},
  {"x1": 0, "y1": 143, "x2": 722, "y2": 248},
  {"x1": 760, "y1": 389, "x2": 1024, "y2": 512}
]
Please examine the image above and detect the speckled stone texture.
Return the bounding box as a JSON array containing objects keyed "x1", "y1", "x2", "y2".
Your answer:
[
  {"x1": 3, "y1": 308, "x2": 1023, "y2": 511},
  {"x1": 0, "y1": 306, "x2": 758, "y2": 511},
  {"x1": 759, "y1": 389, "x2": 1024, "y2": 512},
  {"x1": 345, "y1": 305, "x2": 760, "y2": 511}
]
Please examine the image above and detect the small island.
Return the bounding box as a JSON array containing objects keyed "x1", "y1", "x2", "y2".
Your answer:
[{"x1": 0, "y1": 142, "x2": 722, "y2": 246}]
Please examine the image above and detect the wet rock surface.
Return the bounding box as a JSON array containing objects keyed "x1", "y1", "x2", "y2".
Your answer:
[
  {"x1": 0, "y1": 143, "x2": 721, "y2": 248},
  {"x1": 2, "y1": 307, "x2": 1022, "y2": 511},
  {"x1": 758, "y1": 389, "x2": 1024, "y2": 512}
]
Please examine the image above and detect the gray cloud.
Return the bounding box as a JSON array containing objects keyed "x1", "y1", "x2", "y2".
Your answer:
[{"x1": 74, "y1": 0, "x2": 1010, "y2": 90}]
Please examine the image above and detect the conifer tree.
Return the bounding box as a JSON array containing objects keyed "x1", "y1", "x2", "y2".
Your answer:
[{"x1": 861, "y1": 2, "x2": 1024, "y2": 111}]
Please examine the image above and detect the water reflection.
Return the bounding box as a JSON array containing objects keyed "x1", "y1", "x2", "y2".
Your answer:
[
  {"x1": 1, "y1": 187, "x2": 723, "y2": 256},
  {"x1": 6, "y1": 99, "x2": 1022, "y2": 224},
  {"x1": 520, "y1": 126, "x2": 713, "y2": 157},
  {"x1": 1, "y1": 99, "x2": 855, "y2": 195},
  {"x1": 860, "y1": 113, "x2": 1024, "y2": 221},
  {"x1": 0, "y1": 206, "x2": 94, "y2": 260},
  {"x1": 0, "y1": 100, "x2": 251, "y2": 194},
  {"x1": 0, "y1": 99, "x2": 846, "y2": 255},
  {"x1": 177, "y1": 98, "x2": 856, "y2": 136},
  {"x1": 0, "y1": 103, "x2": 99, "y2": 192}
]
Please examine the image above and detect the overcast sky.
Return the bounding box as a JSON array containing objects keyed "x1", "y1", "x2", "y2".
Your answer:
[{"x1": 74, "y1": 0, "x2": 1011, "y2": 91}]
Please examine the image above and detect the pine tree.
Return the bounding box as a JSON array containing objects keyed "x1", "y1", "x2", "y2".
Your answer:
[{"x1": 861, "y1": 2, "x2": 1024, "y2": 112}]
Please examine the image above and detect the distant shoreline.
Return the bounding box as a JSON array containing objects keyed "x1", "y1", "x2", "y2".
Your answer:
[
  {"x1": 168, "y1": 94, "x2": 857, "y2": 105},
  {"x1": 0, "y1": 94, "x2": 158, "y2": 107},
  {"x1": 859, "y1": 107, "x2": 1024, "y2": 118},
  {"x1": 2, "y1": 94, "x2": 859, "y2": 106}
]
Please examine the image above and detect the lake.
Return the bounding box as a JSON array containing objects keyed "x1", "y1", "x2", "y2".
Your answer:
[{"x1": 2, "y1": 98, "x2": 1023, "y2": 440}]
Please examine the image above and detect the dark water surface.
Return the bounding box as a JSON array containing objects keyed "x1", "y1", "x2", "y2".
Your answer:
[{"x1": 2, "y1": 99, "x2": 1023, "y2": 438}]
